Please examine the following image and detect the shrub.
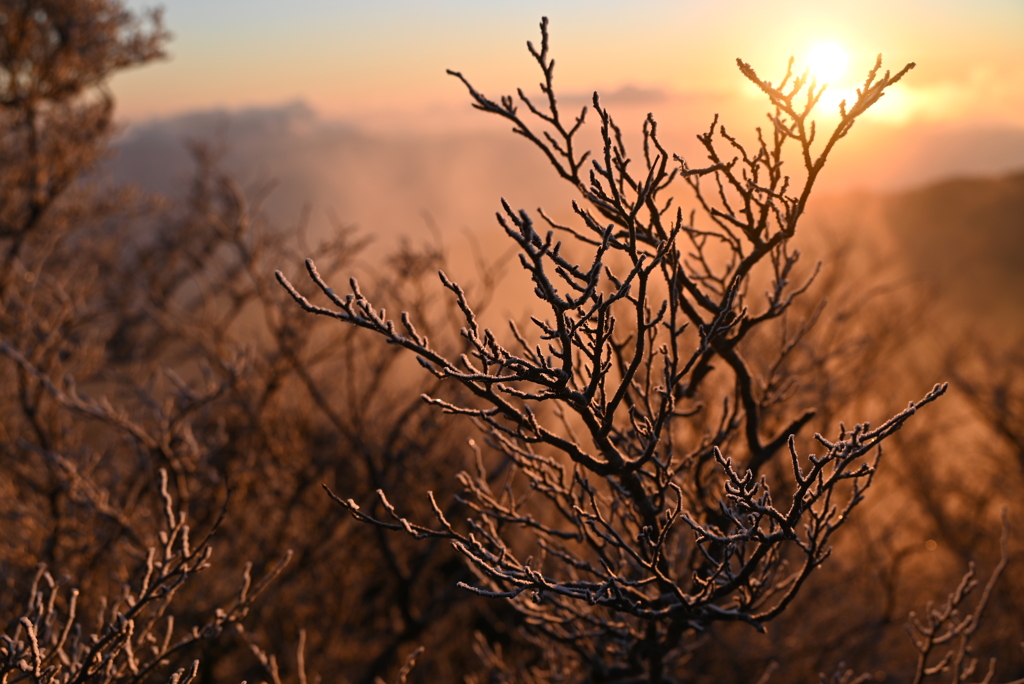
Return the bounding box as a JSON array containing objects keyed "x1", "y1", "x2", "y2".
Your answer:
[
  {"x1": 3, "y1": 5, "x2": 1018, "y2": 683},
  {"x1": 1, "y1": 3, "x2": 489, "y2": 681},
  {"x1": 278, "y1": 16, "x2": 951, "y2": 683}
]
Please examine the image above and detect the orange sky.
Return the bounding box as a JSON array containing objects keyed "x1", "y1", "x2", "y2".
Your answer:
[
  {"x1": 104, "y1": 1, "x2": 1024, "y2": 329},
  {"x1": 106, "y1": 1, "x2": 1024, "y2": 200},
  {"x1": 114, "y1": 1, "x2": 1024, "y2": 130}
]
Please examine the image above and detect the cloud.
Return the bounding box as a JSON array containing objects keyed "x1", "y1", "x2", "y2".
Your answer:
[
  {"x1": 560, "y1": 84, "x2": 671, "y2": 108},
  {"x1": 105, "y1": 102, "x2": 582, "y2": 281},
  {"x1": 105, "y1": 101, "x2": 1024, "y2": 240}
]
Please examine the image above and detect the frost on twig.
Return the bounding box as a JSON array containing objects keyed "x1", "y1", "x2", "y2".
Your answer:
[
  {"x1": 906, "y1": 511, "x2": 1021, "y2": 684},
  {"x1": 0, "y1": 469, "x2": 292, "y2": 684}
]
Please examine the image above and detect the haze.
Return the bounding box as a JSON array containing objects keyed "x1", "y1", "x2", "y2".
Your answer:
[
  {"x1": 105, "y1": 0, "x2": 1024, "y2": 322},
  {"x1": 110, "y1": 1, "x2": 1024, "y2": 182}
]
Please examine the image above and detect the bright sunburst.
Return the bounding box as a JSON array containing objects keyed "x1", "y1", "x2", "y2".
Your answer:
[{"x1": 805, "y1": 42, "x2": 849, "y2": 85}]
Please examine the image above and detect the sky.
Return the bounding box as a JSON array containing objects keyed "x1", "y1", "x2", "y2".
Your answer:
[
  {"x1": 104, "y1": 0, "x2": 1024, "y2": 247},
  {"x1": 103, "y1": 0, "x2": 1024, "y2": 328},
  {"x1": 113, "y1": 0, "x2": 1024, "y2": 131}
]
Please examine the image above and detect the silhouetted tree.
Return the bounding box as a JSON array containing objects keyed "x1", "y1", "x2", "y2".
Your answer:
[{"x1": 278, "y1": 18, "x2": 974, "y2": 684}]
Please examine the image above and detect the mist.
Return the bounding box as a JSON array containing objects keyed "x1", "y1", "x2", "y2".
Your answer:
[{"x1": 106, "y1": 100, "x2": 1024, "y2": 327}]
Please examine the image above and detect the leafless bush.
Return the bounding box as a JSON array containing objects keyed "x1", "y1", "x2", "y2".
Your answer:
[
  {"x1": 1, "y1": 137, "x2": 500, "y2": 682},
  {"x1": 949, "y1": 341, "x2": 1024, "y2": 471},
  {"x1": 4, "y1": 4, "x2": 1021, "y2": 683},
  {"x1": 277, "y1": 17, "x2": 963, "y2": 683},
  {"x1": 1, "y1": 3, "x2": 494, "y2": 682},
  {"x1": 1, "y1": 468, "x2": 289, "y2": 684}
]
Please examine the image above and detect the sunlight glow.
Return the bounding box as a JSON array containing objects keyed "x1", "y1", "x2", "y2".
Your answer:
[
  {"x1": 805, "y1": 42, "x2": 849, "y2": 85},
  {"x1": 816, "y1": 87, "x2": 857, "y2": 117}
]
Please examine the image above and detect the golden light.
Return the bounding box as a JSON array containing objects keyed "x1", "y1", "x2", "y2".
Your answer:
[{"x1": 805, "y1": 42, "x2": 849, "y2": 85}]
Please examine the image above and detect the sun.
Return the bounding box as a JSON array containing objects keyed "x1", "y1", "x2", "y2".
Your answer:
[{"x1": 805, "y1": 42, "x2": 849, "y2": 85}]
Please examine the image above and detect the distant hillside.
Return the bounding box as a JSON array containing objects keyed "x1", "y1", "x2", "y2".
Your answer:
[{"x1": 884, "y1": 170, "x2": 1024, "y2": 324}]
